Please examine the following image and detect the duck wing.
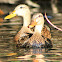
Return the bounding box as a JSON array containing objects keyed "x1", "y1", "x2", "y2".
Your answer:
[{"x1": 16, "y1": 32, "x2": 33, "y2": 47}]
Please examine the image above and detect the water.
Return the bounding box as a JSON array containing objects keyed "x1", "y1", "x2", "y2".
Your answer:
[
  {"x1": 0, "y1": 14, "x2": 62, "y2": 62},
  {"x1": 0, "y1": 4, "x2": 62, "y2": 62}
]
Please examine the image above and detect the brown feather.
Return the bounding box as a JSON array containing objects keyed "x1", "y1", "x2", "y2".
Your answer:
[
  {"x1": 14, "y1": 26, "x2": 33, "y2": 44},
  {"x1": 22, "y1": 33, "x2": 45, "y2": 48},
  {"x1": 41, "y1": 25, "x2": 51, "y2": 39}
]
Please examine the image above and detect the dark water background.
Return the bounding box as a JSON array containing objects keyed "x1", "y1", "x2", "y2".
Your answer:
[{"x1": 0, "y1": 0, "x2": 62, "y2": 62}]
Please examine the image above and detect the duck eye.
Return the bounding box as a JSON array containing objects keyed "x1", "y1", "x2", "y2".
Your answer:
[
  {"x1": 20, "y1": 7, "x2": 23, "y2": 8},
  {"x1": 39, "y1": 15, "x2": 40, "y2": 17},
  {"x1": 39, "y1": 15, "x2": 42, "y2": 17}
]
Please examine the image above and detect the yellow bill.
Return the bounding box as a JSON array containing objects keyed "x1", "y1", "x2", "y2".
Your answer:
[{"x1": 4, "y1": 10, "x2": 16, "y2": 19}]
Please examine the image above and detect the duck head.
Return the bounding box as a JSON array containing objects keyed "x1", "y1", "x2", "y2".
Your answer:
[
  {"x1": 29, "y1": 13, "x2": 44, "y2": 33},
  {"x1": 4, "y1": 4, "x2": 31, "y2": 19},
  {"x1": 4, "y1": 4, "x2": 31, "y2": 26},
  {"x1": 29, "y1": 13, "x2": 44, "y2": 28}
]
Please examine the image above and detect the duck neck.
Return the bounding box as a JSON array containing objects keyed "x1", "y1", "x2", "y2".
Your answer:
[
  {"x1": 23, "y1": 13, "x2": 31, "y2": 27},
  {"x1": 35, "y1": 24, "x2": 44, "y2": 34}
]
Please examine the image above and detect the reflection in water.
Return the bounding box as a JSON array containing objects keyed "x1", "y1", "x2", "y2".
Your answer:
[{"x1": 12, "y1": 48, "x2": 46, "y2": 62}]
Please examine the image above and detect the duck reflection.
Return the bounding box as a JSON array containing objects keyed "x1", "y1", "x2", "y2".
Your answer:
[{"x1": 13, "y1": 48, "x2": 50, "y2": 62}]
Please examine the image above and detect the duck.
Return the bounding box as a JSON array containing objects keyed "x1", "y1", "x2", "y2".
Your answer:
[
  {"x1": 21, "y1": 13, "x2": 52, "y2": 48},
  {"x1": 4, "y1": 4, "x2": 33, "y2": 44},
  {"x1": 29, "y1": 13, "x2": 51, "y2": 41},
  {"x1": 4, "y1": 4, "x2": 52, "y2": 48}
]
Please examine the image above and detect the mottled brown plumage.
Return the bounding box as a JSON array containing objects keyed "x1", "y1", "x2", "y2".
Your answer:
[
  {"x1": 41, "y1": 25, "x2": 51, "y2": 39},
  {"x1": 14, "y1": 26, "x2": 33, "y2": 44},
  {"x1": 24, "y1": 13, "x2": 52, "y2": 48},
  {"x1": 22, "y1": 33, "x2": 45, "y2": 48}
]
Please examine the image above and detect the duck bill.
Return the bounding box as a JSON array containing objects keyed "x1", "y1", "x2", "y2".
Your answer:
[
  {"x1": 28, "y1": 20, "x2": 37, "y2": 28},
  {"x1": 4, "y1": 10, "x2": 16, "y2": 19}
]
